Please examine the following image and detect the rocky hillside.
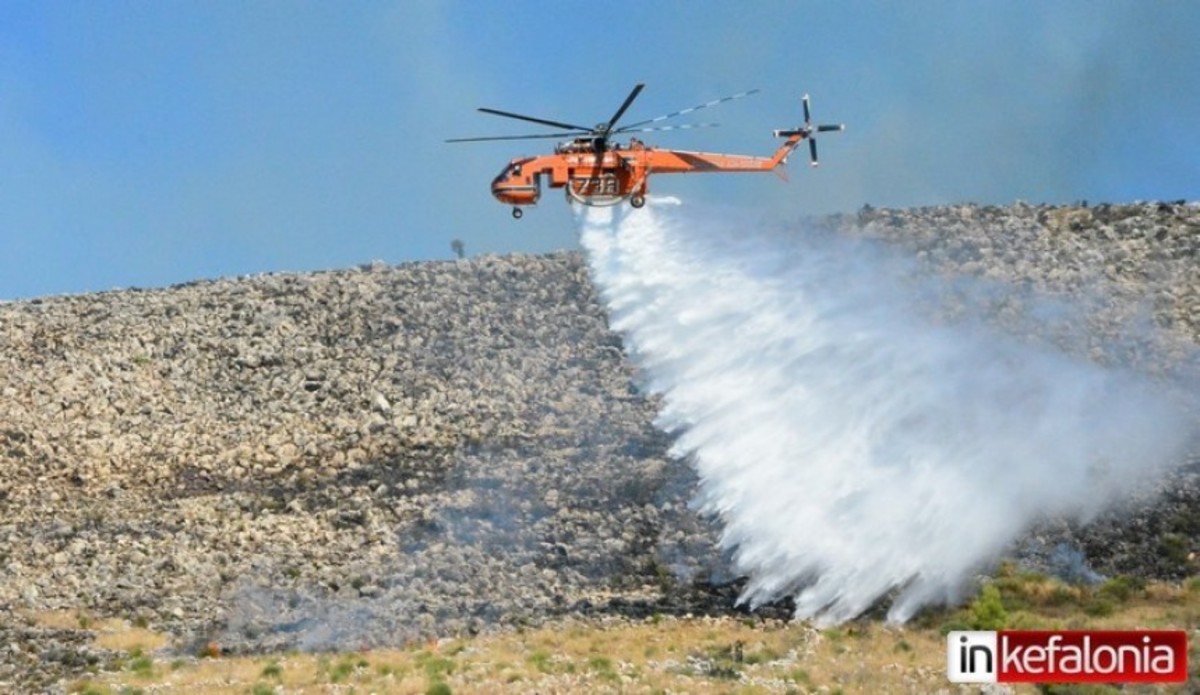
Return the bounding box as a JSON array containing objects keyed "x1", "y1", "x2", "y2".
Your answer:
[{"x1": 1, "y1": 201, "x2": 1197, "y2": 690}]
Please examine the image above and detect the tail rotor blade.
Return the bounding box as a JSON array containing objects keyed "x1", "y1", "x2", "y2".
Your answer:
[
  {"x1": 802, "y1": 94, "x2": 812, "y2": 126},
  {"x1": 817, "y1": 124, "x2": 844, "y2": 133},
  {"x1": 808, "y1": 138, "x2": 819, "y2": 167}
]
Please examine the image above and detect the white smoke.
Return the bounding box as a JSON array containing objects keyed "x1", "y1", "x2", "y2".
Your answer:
[{"x1": 577, "y1": 200, "x2": 1193, "y2": 625}]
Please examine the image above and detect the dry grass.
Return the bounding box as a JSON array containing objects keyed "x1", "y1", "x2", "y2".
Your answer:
[
  {"x1": 53, "y1": 575, "x2": 1200, "y2": 694},
  {"x1": 23, "y1": 610, "x2": 170, "y2": 653}
]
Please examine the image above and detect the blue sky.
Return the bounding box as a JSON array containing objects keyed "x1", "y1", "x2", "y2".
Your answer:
[{"x1": 1, "y1": 1, "x2": 1197, "y2": 299}]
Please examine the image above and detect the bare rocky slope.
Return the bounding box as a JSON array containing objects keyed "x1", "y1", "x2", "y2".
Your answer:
[{"x1": 1, "y1": 201, "x2": 1197, "y2": 690}]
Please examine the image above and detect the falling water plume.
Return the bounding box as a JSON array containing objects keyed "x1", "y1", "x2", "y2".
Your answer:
[{"x1": 577, "y1": 200, "x2": 1192, "y2": 625}]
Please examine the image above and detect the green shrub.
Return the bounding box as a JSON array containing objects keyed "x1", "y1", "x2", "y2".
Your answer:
[
  {"x1": 1084, "y1": 597, "x2": 1115, "y2": 617},
  {"x1": 128, "y1": 655, "x2": 154, "y2": 677},
  {"x1": 421, "y1": 655, "x2": 455, "y2": 680},
  {"x1": 969, "y1": 584, "x2": 1008, "y2": 630},
  {"x1": 525, "y1": 649, "x2": 552, "y2": 673},
  {"x1": 1097, "y1": 575, "x2": 1143, "y2": 603},
  {"x1": 261, "y1": 661, "x2": 283, "y2": 679},
  {"x1": 788, "y1": 667, "x2": 813, "y2": 685},
  {"x1": 588, "y1": 655, "x2": 618, "y2": 681},
  {"x1": 1159, "y1": 533, "x2": 1190, "y2": 567},
  {"x1": 743, "y1": 646, "x2": 781, "y2": 665},
  {"x1": 328, "y1": 659, "x2": 355, "y2": 683},
  {"x1": 1045, "y1": 585, "x2": 1076, "y2": 607}
]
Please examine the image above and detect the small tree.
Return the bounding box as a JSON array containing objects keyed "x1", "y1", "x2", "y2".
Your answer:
[
  {"x1": 970, "y1": 584, "x2": 1008, "y2": 630},
  {"x1": 450, "y1": 238, "x2": 466, "y2": 259}
]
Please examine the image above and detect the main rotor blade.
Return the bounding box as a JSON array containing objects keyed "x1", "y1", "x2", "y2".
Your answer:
[
  {"x1": 476, "y1": 107, "x2": 592, "y2": 133},
  {"x1": 605, "y1": 83, "x2": 645, "y2": 133},
  {"x1": 618, "y1": 123, "x2": 719, "y2": 133},
  {"x1": 445, "y1": 131, "x2": 592, "y2": 143},
  {"x1": 616, "y1": 88, "x2": 760, "y2": 132}
]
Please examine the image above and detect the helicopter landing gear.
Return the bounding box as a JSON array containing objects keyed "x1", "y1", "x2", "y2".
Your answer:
[
  {"x1": 630, "y1": 194, "x2": 646, "y2": 209},
  {"x1": 511, "y1": 207, "x2": 523, "y2": 219}
]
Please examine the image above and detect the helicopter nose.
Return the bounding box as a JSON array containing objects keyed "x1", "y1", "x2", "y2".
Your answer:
[
  {"x1": 491, "y1": 180, "x2": 538, "y2": 205},
  {"x1": 492, "y1": 176, "x2": 540, "y2": 204}
]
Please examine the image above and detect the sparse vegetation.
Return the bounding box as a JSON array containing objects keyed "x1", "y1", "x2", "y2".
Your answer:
[
  {"x1": 587, "y1": 654, "x2": 619, "y2": 681},
  {"x1": 417, "y1": 651, "x2": 455, "y2": 681},
  {"x1": 1084, "y1": 596, "x2": 1116, "y2": 617},
  {"x1": 260, "y1": 660, "x2": 283, "y2": 679},
  {"x1": 328, "y1": 656, "x2": 360, "y2": 683},
  {"x1": 127, "y1": 653, "x2": 154, "y2": 678},
  {"x1": 525, "y1": 649, "x2": 552, "y2": 673},
  {"x1": 1036, "y1": 685, "x2": 1124, "y2": 694},
  {"x1": 789, "y1": 667, "x2": 813, "y2": 685},
  {"x1": 1098, "y1": 574, "x2": 1144, "y2": 603},
  {"x1": 1160, "y1": 533, "x2": 1191, "y2": 568},
  {"x1": 59, "y1": 581, "x2": 1200, "y2": 694}
]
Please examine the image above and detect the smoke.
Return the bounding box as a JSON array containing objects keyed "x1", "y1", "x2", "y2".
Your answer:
[{"x1": 578, "y1": 200, "x2": 1193, "y2": 625}]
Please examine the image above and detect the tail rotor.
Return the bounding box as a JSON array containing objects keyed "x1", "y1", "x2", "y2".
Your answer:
[{"x1": 774, "y1": 94, "x2": 844, "y2": 167}]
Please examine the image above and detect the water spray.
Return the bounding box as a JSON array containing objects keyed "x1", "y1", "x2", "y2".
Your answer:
[{"x1": 578, "y1": 200, "x2": 1192, "y2": 624}]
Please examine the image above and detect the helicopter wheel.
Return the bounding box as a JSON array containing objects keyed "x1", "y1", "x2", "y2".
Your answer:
[
  {"x1": 512, "y1": 207, "x2": 523, "y2": 219},
  {"x1": 630, "y1": 194, "x2": 646, "y2": 209}
]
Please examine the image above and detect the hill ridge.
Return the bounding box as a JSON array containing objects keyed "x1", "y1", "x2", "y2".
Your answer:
[{"x1": 1, "y1": 200, "x2": 1197, "y2": 687}]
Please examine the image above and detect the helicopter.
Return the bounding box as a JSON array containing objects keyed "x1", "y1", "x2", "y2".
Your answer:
[{"x1": 446, "y1": 83, "x2": 844, "y2": 218}]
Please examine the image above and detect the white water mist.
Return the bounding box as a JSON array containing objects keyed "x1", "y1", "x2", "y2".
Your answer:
[{"x1": 578, "y1": 200, "x2": 1192, "y2": 625}]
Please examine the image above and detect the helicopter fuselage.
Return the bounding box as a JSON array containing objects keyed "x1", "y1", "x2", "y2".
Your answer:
[{"x1": 490, "y1": 138, "x2": 800, "y2": 210}]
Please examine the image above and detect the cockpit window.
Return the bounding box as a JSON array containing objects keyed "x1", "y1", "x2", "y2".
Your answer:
[{"x1": 511, "y1": 165, "x2": 522, "y2": 176}]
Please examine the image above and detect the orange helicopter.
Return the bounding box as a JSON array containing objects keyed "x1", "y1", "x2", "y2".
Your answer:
[{"x1": 447, "y1": 83, "x2": 844, "y2": 218}]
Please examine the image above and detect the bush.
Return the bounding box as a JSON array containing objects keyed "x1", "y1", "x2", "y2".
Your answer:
[
  {"x1": 1045, "y1": 585, "x2": 1077, "y2": 607},
  {"x1": 261, "y1": 661, "x2": 283, "y2": 679},
  {"x1": 1159, "y1": 533, "x2": 1190, "y2": 567},
  {"x1": 525, "y1": 649, "x2": 552, "y2": 673},
  {"x1": 1097, "y1": 575, "x2": 1143, "y2": 603},
  {"x1": 1084, "y1": 597, "x2": 1115, "y2": 617},
  {"x1": 970, "y1": 584, "x2": 1008, "y2": 630},
  {"x1": 588, "y1": 656, "x2": 618, "y2": 681}
]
